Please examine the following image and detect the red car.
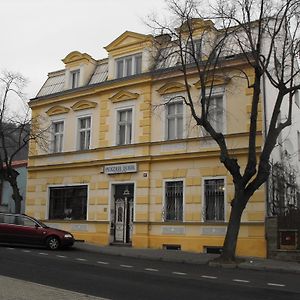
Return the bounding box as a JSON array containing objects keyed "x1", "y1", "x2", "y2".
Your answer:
[{"x1": 0, "y1": 213, "x2": 75, "y2": 250}]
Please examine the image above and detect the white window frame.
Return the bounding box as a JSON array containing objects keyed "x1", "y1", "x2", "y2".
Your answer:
[
  {"x1": 46, "y1": 184, "x2": 89, "y2": 221},
  {"x1": 163, "y1": 93, "x2": 185, "y2": 141},
  {"x1": 114, "y1": 104, "x2": 135, "y2": 146},
  {"x1": 77, "y1": 115, "x2": 91, "y2": 151},
  {"x1": 163, "y1": 179, "x2": 185, "y2": 222},
  {"x1": 202, "y1": 176, "x2": 226, "y2": 222},
  {"x1": 115, "y1": 53, "x2": 142, "y2": 79},
  {"x1": 116, "y1": 108, "x2": 133, "y2": 145},
  {"x1": 70, "y1": 69, "x2": 80, "y2": 89},
  {"x1": 186, "y1": 39, "x2": 202, "y2": 63},
  {"x1": 203, "y1": 86, "x2": 226, "y2": 135},
  {"x1": 51, "y1": 120, "x2": 64, "y2": 153}
]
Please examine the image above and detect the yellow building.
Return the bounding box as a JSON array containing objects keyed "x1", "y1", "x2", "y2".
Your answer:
[{"x1": 27, "y1": 22, "x2": 266, "y2": 257}]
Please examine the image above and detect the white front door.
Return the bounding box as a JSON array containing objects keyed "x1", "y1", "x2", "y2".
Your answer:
[
  {"x1": 115, "y1": 198, "x2": 125, "y2": 242},
  {"x1": 113, "y1": 184, "x2": 134, "y2": 243}
]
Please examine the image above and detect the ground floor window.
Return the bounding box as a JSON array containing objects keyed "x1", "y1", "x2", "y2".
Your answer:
[
  {"x1": 204, "y1": 178, "x2": 225, "y2": 221},
  {"x1": 49, "y1": 185, "x2": 87, "y2": 220},
  {"x1": 165, "y1": 181, "x2": 183, "y2": 221}
]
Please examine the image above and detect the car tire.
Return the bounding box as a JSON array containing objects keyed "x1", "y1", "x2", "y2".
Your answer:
[{"x1": 46, "y1": 236, "x2": 60, "y2": 250}]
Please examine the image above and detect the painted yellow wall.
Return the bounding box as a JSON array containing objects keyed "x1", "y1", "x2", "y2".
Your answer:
[{"x1": 27, "y1": 32, "x2": 266, "y2": 258}]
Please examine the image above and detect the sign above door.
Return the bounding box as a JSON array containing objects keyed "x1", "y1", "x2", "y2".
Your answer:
[{"x1": 104, "y1": 163, "x2": 137, "y2": 175}]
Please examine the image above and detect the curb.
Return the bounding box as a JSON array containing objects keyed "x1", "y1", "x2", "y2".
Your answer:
[{"x1": 74, "y1": 243, "x2": 300, "y2": 274}]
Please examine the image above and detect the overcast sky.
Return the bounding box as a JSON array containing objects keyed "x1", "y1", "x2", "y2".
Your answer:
[{"x1": 0, "y1": 0, "x2": 167, "y2": 101}]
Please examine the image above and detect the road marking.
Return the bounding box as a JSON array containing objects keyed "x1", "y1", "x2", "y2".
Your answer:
[
  {"x1": 56, "y1": 255, "x2": 66, "y2": 258},
  {"x1": 120, "y1": 264, "x2": 133, "y2": 268},
  {"x1": 97, "y1": 261, "x2": 109, "y2": 265},
  {"x1": 39, "y1": 253, "x2": 48, "y2": 256},
  {"x1": 76, "y1": 258, "x2": 87, "y2": 261},
  {"x1": 6, "y1": 248, "x2": 14, "y2": 250},
  {"x1": 267, "y1": 283, "x2": 286, "y2": 287},
  {"x1": 201, "y1": 275, "x2": 217, "y2": 279},
  {"x1": 233, "y1": 279, "x2": 250, "y2": 283},
  {"x1": 172, "y1": 272, "x2": 187, "y2": 276},
  {"x1": 22, "y1": 250, "x2": 31, "y2": 253},
  {"x1": 145, "y1": 268, "x2": 159, "y2": 272}
]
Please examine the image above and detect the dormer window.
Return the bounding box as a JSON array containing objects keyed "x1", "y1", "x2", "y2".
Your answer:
[
  {"x1": 116, "y1": 53, "x2": 142, "y2": 79},
  {"x1": 71, "y1": 70, "x2": 80, "y2": 88}
]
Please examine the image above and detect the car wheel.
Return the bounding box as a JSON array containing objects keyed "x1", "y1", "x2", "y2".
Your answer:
[{"x1": 46, "y1": 236, "x2": 60, "y2": 250}]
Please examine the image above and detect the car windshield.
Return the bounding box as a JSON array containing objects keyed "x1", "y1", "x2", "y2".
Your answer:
[{"x1": 28, "y1": 216, "x2": 48, "y2": 228}]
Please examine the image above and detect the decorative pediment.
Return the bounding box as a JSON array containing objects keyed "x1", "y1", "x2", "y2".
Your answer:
[
  {"x1": 62, "y1": 51, "x2": 95, "y2": 65},
  {"x1": 156, "y1": 82, "x2": 189, "y2": 95},
  {"x1": 46, "y1": 105, "x2": 70, "y2": 116},
  {"x1": 105, "y1": 31, "x2": 152, "y2": 52},
  {"x1": 109, "y1": 90, "x2": 140, "y2": 103},
  {"x1": 177, "y1": 18, "x2": 215, "y2": 33},
  {"x1": 71, "y1": 100, "x2": 97, "y2": 111},
  {"x1": 194, "y1": 76, "x2": 230, "y2": 89}
]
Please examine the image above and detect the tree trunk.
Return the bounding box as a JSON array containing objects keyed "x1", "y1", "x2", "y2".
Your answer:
[
  {"x1": 221, "y1": 194, "x2": 246, "y2": 261},
  {"x1": 11, "y1": 181, "x2": 23, "y2": 214},
  {"x1": 6, "y1": 169, "x2": 23, "y2": 214}
]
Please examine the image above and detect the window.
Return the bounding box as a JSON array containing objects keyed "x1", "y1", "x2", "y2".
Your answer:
[
  {"x1": 71, "y1": 70, "x2": 80, "y2": 89},
  {"x1": 117, "y1": 109, "x2": 132, "y2": 145},
  {"x1": 166, "y1": 101, "x2": 183, "y2": 140},
  {"x1": 116, "y1": 54, "x2": 142, "y2": 79},
  {"x1": 204, "y1": 178, "x2": 225, "y2": 221},
  {"x1": 49, "y1": 185, "x2": 87, "y2": 220},
  {"x1": 52, "y1": 121, "x2": 64, "y2": 153},
  {"x1": 186, "y1": 39, "x2": 202, "y2": 63},
  {"x1": 78, "y1": 116, "x2": 91, "y2": 150},
  {"x1": 206, "y1": 94, "x2": 224, "y2": 133},
  {"x1": 164, "y1": 181, "x2": 183, "y2": 221}
]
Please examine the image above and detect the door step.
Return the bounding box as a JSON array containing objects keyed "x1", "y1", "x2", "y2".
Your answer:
[{"x1": 110, "y1": 242, "x2": 132, "y2": 247}]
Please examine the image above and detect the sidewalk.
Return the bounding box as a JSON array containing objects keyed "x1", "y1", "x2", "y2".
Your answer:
[
  {"x1": 75, "y1": 242, "x2": 300, "y2": 274},
  {"x1": 0, "y1": 276, "x2": 108, "y2": 300}
]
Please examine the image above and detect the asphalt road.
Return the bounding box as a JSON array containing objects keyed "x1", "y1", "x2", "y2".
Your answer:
[{"x1": 0, "y1": 245, "x2": 300, "y2": 300}]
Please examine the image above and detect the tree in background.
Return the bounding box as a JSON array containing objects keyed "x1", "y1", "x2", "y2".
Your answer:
[
  {"x1": 0, "y1": 71, "x2": 46, "y2": 213},
  {"x1": 149, "y1": 0, "x2": 300, "y2": 261}
]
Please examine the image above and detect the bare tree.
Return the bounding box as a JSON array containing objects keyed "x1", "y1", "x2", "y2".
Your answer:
[
  {"x1": 0, "y1": 71, "x2": 46, "y2": 213},
  {"x1": 149, "y1": 0, "x2": 300, "y2": 261}
]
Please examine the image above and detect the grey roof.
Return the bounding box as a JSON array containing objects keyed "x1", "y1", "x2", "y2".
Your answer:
[
  {"x1": 36, "y1": 61, "x2": 109, "y2": 98},
  {"x1": 36, "y1": 71, "x2": 65, "y2": 97},
  {"x1": 35, "y1": 28, "x2": 249, "y2": 99},
  {"x1": 89, "y1": 62, "x2": 108, "y2": 85}
]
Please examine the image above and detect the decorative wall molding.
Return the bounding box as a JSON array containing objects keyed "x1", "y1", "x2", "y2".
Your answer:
[
  {"x1": 109, "y1": 90, "x2": 140, "y2": 103},
  {"x1": 46, "y1": 105, "x2": 70, "y2": 116},
  {"x1": 71, "y1": 100, "x2": 97, "y2": 111},
  {"x1": 156, "y1": 82, "x2": 189, "y2": 95}
]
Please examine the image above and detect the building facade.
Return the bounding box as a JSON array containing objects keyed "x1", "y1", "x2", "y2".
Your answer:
[{"x1": 26, "y1": 23, "x2": 275, "y2": 257}]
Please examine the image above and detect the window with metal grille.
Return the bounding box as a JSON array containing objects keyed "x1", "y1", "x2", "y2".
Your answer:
[
  {"x1": 204, "y1": 178, "x2": 225, "y2": 221},
  {"x1": 49, "y1": 185, "x2": 87, "y2": 220},
  {"x1": 165, "y1": 181, "x2": 183, "y2": 221}
]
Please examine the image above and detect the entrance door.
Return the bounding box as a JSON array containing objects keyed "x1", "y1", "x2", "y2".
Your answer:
[{"x1": 113, "y1": 184, "x2": 134, "y2": 244}]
